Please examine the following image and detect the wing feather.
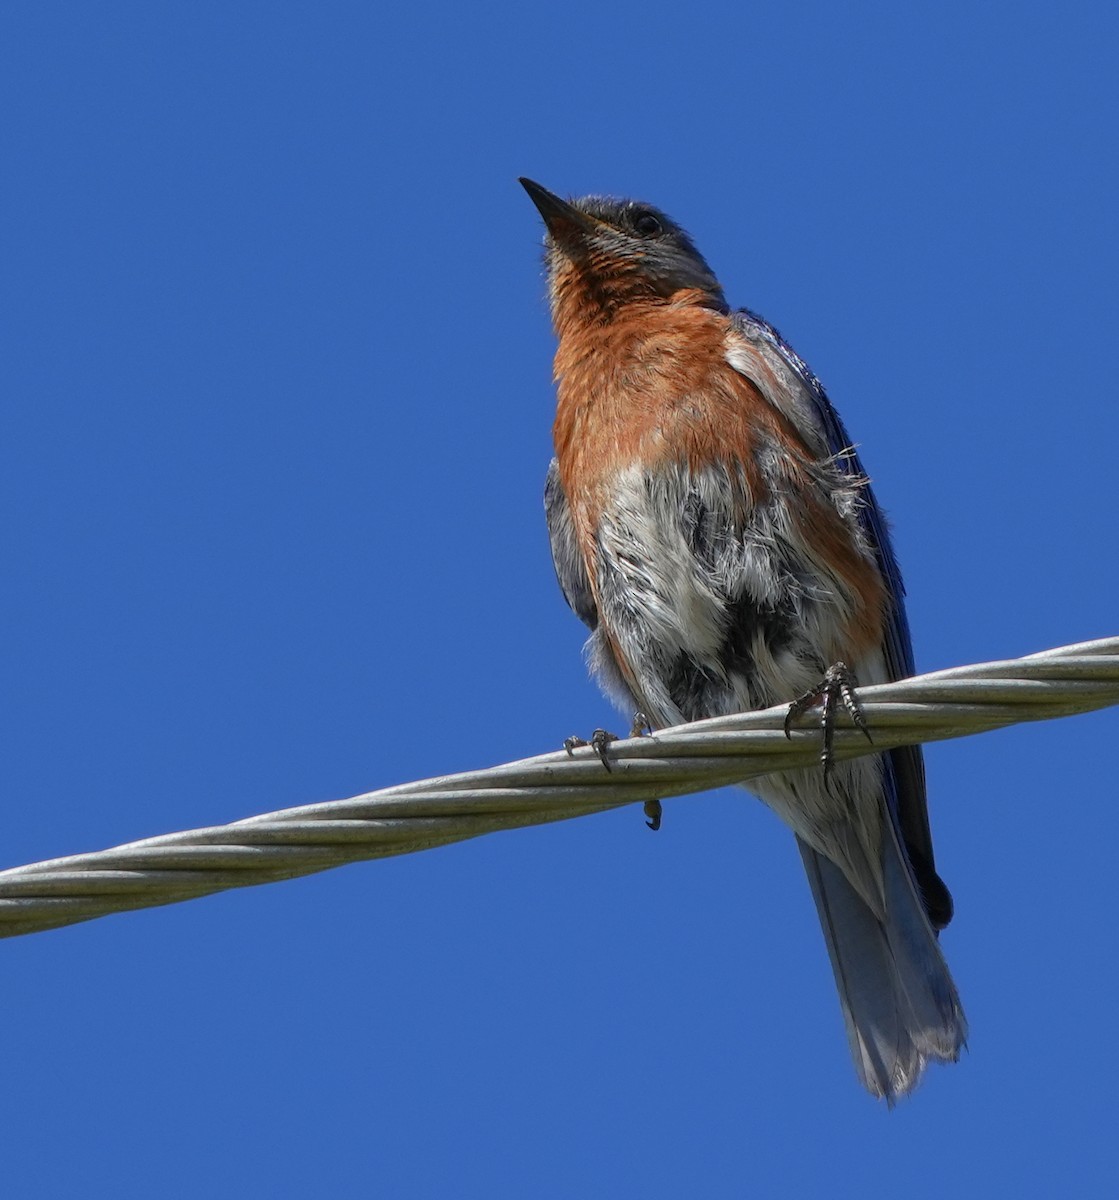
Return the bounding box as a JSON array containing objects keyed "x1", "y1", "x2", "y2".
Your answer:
[{"x1": 728, "y1": 310, "x2": 948, "y2": 924}]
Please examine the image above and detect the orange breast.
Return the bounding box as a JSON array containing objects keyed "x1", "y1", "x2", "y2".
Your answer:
[{"x1": 554, "y1": 297, "x2": 765, "y2": 485}]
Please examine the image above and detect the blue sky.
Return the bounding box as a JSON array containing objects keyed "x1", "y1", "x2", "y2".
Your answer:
[{"x1": 3, "y1": 2, "x2": 1117, "y2": 1195}]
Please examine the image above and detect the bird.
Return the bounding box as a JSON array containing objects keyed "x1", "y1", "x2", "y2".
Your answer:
[{"x1": 520, "y1": 177, "x2": 966, "y2": 1101}]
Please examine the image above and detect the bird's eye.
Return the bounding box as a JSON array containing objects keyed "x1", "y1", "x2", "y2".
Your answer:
[{"x1": 632, "y1": 211, "x2": 662, "y2": 237}]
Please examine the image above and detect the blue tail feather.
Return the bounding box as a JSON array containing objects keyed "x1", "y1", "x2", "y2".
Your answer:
[{"x1": 798, "y1": 826, "x2": 966, "y2": 1101}]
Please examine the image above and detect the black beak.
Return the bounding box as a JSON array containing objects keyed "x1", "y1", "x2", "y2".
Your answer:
[{"x1": 519, "y1": 177, "x2": 599, "y2": 245}]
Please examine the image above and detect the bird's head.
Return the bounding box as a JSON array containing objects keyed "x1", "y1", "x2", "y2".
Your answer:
[{"x1": 520, "y1": 178, "x2": 727, "y2": 330}]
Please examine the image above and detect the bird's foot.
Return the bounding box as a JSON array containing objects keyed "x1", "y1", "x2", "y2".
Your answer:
[
  {"x1": 627, "y1": 713, "x2": 661, "y2": 830},
  {"x1": 563, "y1": 728, "x2": 618, "y2": 770},
  {"x1": 783, "y1": 661, "x2": 873, "y2": 780},
  {"x1": 564, "y1": 715, "x2": 660, "y2": 829}
]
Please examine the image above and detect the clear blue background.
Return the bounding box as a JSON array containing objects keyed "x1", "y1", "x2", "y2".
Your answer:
[{"x1": 3, "y1": 2, "x2": 1116, "y2": 1196}]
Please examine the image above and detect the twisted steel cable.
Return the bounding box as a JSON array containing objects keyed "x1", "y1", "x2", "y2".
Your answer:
[{"x1": 1, "y1": 636, "x2": 1116, "y2": 940}]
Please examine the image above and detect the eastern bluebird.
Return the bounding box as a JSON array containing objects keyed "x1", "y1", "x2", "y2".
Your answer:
[{"x1": 521, "y1": 178, "x2": 966, "y2": 1101}]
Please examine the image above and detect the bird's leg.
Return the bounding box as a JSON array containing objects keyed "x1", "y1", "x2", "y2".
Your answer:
[
  {"x1": 783, "y1": 661, "x2": 873, "y2": 780},
  {"x1": 630, "y1": 711, "x2": 651, "y2": 738}
]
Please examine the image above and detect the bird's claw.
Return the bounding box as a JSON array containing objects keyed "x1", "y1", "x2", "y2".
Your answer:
[
  {"x1": 783, "y1": 662, "x2": 873, "y2": 780},
  {"x1": 589, "y1": 728, "x2": 617, "y2": 768}
]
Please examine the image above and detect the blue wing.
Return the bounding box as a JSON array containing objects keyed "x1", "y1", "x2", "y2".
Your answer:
[{"x1": 730, "y1": 309, "x2": 951, "y2": 927}]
